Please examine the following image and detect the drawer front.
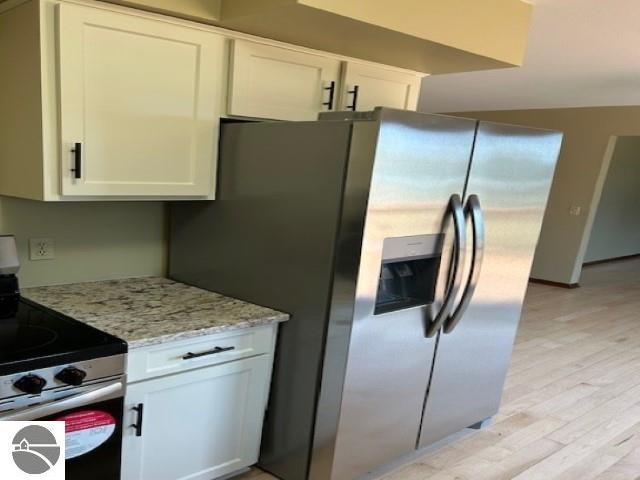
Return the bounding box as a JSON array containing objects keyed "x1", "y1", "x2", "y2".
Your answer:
[{"x1": 127, "y1": 325, "x2": 276, "y2": 383}]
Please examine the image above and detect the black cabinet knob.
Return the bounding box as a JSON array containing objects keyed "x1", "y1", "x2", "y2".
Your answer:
[
  {"x1": 55, "y1": 367, "x2": 87, "y2": 386},
  {"x1": 14, "y1": 374, "x2": 47, "y2": 395}
]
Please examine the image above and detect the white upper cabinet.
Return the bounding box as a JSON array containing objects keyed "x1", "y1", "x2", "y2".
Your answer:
[
  {"x1": 0, "y1": 0, "x2": 426, "y2": 201},
  {"x1": 58, "y1": 3, "x2": 224, "y2": 197},
  {"x1": 228, "y1": 40, "x2": 341, "y2": 121},
  {"x1": 340, "y1": 62, "x2": 422, "y2": 112}
]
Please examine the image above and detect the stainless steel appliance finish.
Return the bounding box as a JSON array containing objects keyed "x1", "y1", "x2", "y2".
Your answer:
[
  {"x1": 315, "y1": 110, "x2": 476, "y2": 480},
  {"x1": 0, "y1": 353, "x2": 125, "y2": 424},
  {"x1": 0, "y1": 377, "x2": 124, "y2": 421},
  {"x1": 418, "y1": 122, "x2": 562, "y2": 447},
  {"x1": 171, "y1": 120, "x2": 357, "y2": 480},
  {"x1": 0, "y1": 354, "x2": 126, "y2": 404},
  {"x1": 169, "y1": 108, "x2": 562, "y2": 480}
]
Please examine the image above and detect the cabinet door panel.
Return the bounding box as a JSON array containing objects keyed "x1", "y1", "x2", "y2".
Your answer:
[
  {"x1": 122, "y1": 356, "x2": 270, "y2": 480},
  {"x1": 229, "y1": 40, "x2": 341, "y2": 120},
  {"x1": 341, "y1": 62, "x2": 422, "y2": 112},
  {"x1": 58, "y1": 3, "x2": 223, "y2": 197}
]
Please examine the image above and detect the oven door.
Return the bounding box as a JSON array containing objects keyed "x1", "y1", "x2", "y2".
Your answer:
[{"x1": 0, "y1": 379, "x2": 124, "y2": 480}]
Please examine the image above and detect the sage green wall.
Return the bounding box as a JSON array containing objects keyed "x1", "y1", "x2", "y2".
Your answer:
[
  {"x1": 0, "y1": 197, "x2": 167, "y2": 288},
  {"x1": 584, "y1": 136, "x2": 640, "y2": 263},
  {"x1": 451, "y1": 106, "x2": 640, "y2": 285}
]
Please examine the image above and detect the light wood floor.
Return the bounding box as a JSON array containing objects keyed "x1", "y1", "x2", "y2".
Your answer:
[{"x1": 240, "y1": 258, "x2": 640, "y2": 480}]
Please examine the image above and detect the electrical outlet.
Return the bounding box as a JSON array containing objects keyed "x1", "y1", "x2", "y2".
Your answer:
[
  {"x1": 569, "y1": 206, "x2": 582, "y2": 216},
  {"x1": 29, "y1": 238, "x2": 55, "y2": 260}
]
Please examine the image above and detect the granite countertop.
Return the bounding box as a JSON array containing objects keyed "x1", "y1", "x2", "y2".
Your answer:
[{"x1": 22, "y1": 277, "x2": 288, "y2": 349}]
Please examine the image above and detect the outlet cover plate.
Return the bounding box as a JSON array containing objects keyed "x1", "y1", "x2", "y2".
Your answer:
[{"x1": 29, "y1": 237, "x2": 55, "y2": 260}]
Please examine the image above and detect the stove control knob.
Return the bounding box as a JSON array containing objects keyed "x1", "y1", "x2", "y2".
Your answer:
[
  {"x1": 55, "y1": 367, "x2": 87, "y2": 386},
  {"x1": 14, "y1": 374, "x2": 47, "y2": 395}
]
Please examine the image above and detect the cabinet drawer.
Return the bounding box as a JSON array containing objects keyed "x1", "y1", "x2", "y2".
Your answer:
[{"x1": 127, "y1": 325, "x2": 276, "y2": 383}]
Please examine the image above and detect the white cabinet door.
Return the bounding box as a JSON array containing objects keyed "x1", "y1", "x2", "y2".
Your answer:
[
  {"x1": 122, "y1": 356, "x2": 270, "y2": 480},
  {"x1": 58, "y1": 3, "x2": 224, "y2": 197},
  {"x1": 228, "y1": 40, "x2": 341, "y2": 120},
  {"x1": 340, "y1": 62, "x2": 422, "y2": 112}
]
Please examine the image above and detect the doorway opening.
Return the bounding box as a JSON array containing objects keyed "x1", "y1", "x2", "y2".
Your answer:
[{"x1": 580, "y1": 136, "x2": 640, "y2": 284}]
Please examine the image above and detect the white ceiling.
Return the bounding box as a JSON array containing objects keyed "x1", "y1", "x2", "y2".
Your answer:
[{"x1": 419, "y1": 0, "x2": 640, "y2": 113}]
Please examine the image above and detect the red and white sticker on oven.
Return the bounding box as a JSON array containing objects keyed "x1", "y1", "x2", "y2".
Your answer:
[{"x1": 55, "y1": 410, "x2": 116, "y2": 459}]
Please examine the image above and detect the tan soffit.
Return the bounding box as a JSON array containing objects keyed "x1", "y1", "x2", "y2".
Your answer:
[
  {"x1": 219, "y1": 0, "x2": 532, "y2": 73},
  {"x1": 105, "y1": 0, "x2": 222, "y2": 24},
  {"x1": 102, "y1": 0, "x2": 532, "y2": 74},
  {"x1": 420, "y1": 0, "x2": 640, "y2": 112},
  {"x1": 297, "y1": 0, "x2": 532, "y2": 67}
]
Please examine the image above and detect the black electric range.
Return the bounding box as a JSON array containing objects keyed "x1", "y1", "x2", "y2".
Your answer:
[
  {"x1": 0, "y1": 296, "x2": 126, "y2": 376},
  {"x1": 0, "y1": 273, "x2": 127, "y2": 480}
]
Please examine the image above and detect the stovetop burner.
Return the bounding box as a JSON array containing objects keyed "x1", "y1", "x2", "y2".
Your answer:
[
  {"x1": 0, "y1": 239, "x2": 125, "y2": 377},
  {"x1": 0, "y1": 323, "x2": 59, "y2": 354},
  {"x1": 0, "y1": 297, "x2": 126, "y2": 375}
]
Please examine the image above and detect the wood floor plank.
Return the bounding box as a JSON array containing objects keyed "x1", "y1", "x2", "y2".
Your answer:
[
  {"x1": 554, "y1": 423, "x2": 640, "y2": 480},
  {"x1": 236, "y1": 258, "x2": 640, "y2": 480},
  {"x1": 474, "y1": 438, "x2": 565, "y2": 480},
  {"x1": 595, "y1": 445, "x2": 640, "y2": 480},
  {"x1": 512, "y1": 405, "x2": 640, "y2": 479}
]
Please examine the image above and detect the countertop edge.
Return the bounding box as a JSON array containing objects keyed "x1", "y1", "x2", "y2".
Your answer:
[
  {"x1": 127, "y1": 313, "x2": 289, "y2": 349},
  {"x1": 21, "y1": 277, "x2": 290, "y2": 349}
]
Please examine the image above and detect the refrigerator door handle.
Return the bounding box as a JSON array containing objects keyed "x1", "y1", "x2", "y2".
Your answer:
[
  {"x1": 443, "y1": 194, "x2": 485, "y2": 334},
  {"x1": 426, "y1": 194, "x2": 466, "y2": 337}
]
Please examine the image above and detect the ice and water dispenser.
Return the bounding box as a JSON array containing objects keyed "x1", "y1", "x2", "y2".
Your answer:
[{"x1": 375, "y1": 234, "x2": 443, "y2": 315}]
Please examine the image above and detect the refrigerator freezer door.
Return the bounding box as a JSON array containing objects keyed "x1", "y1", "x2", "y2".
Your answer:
[
  {"x1": 320, "y1": 110, "x2": 477, "y2": 480},
  {"x1": 418, "y1": 122, "x2": 562, "y2": 448}
]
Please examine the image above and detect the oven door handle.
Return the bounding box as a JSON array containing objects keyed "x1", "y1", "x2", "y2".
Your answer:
[{"x1": 0, "y1": 380, "x2": 123, "y2": 421}]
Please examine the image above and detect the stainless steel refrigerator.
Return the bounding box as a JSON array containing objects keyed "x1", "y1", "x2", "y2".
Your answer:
[{"x1": 169, "y1": 108, "x2": 562, "y2": 480}]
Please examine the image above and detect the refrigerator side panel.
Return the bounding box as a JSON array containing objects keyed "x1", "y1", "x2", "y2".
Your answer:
[
  {"x1": 169, "y1": 121, "x2": 354, "y2": 480},
  {"x1": 419, "y1": 122, "x2": 562, "y2": 447},
  {"x1": 328, "y1": 110, "x2": 477, "y2": 480}
]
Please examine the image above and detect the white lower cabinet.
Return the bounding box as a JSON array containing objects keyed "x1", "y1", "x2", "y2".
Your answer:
[{"x1": 121, "y1": 327, "x2": 277, "y2": 480}]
